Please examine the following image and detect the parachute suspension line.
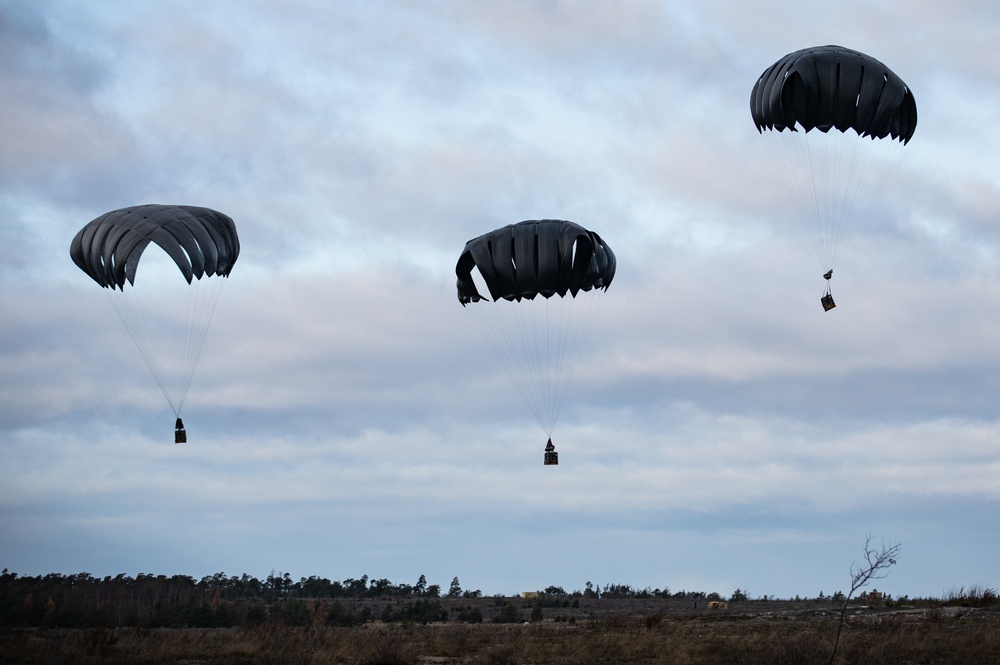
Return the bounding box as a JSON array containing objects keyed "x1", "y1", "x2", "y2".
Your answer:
[
  {"x1": 466, "y1": 299, "x2": 546, "y2": 429},
  {"x1": 544, "y1": 298, "x2": 561, "y2": 435},
  {"x1": 515, "y1": 297, "x2": 550, "y2": 432},
  {"x1": 106, "y1": 275, "x2": 227, "y2": 418},
  {"x1": 797, "y1": 130, "x2": 837, "y2": 271},
  {"x1": 824, "y1": 128, "x2": 856, "y2": 268},
  {"x1": 829, "y1": 134, "x2": 905, "y2": 272},
  {"x1": 471, "y1": 298, "x2": 552, "y2": 432},
  {"x1": 545, "y1": 291, "x2": 604, "y2": 437},
  {"x1": 803, "y1": 127, "x2": 829, "y2": 268},
  {"x1": 175, "y1": 275, "x2": 227, "y2": 415},
  {"x1": 804, "y1": 129, "x2": 904, "y2": 273},
  {"x1": 107, "y1": 286, "x2": 179, "y2": 416},
  {"x1": 763, "y1": 128, "x2": 906, "y2": 277},
  {"x1": 535, "y1": 298, "x2": 562, "y2": 437},
  {"x1": 464, "y1": 291, "x2": 604, "y2": 438},
  {"x1": 762, "y1": 129, "x2": 830, "y2": 272},
  {"x1": 524, "y1": 294, "x2": 600, "y2": 437},
  {"x1": 822, "y1": 131, "x2": 852, "y2": 269}
]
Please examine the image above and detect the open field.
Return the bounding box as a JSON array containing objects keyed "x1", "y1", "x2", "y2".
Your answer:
[{"x1": 3, "y1": 598, "x2": 999, "y2": 665}]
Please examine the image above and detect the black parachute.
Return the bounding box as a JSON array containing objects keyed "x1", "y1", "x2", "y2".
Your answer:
[
  {"x1": 456, "y1": 219, "x2": 615, "y2": 304},
  {"x1": 749, "y1": 46, "x2": 916, "y2": 309},
  {"x1": 71, "y1": 205, "x2": 239, "y2": 442},
  {"x1": 71, "y1": 204, "x2": 239, "y2": 289},
  {"x1": 750, "y1": 45, "x2": 917, "y2": 143},
  {"x1": 456, "y1": 220, "x2": 615, "y2": 464}
]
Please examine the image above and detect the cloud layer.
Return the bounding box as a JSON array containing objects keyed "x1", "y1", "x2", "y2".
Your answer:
[{"x1": 2, "y1": 0, "x2": 999, "y2": 598}]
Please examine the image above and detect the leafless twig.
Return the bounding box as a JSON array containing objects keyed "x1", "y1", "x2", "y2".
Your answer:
[{"x1": 830, "y1": 533, "x2": 901, "y2": 665}]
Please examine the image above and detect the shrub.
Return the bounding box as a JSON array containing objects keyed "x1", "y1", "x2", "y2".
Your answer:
[
  {"x1": 944, "y1": 584, "x2": 999, "y2": 607},
  {"x1": 271, "y1": 599, "x2": 311, "y2": 627},
  {"x1": 491, "y1": 602, "x2": 522, "y2": 624},
  {"x1": 529, "y1": 603, "x2": 543, "y2": 623},
  {"x1": 327, "y1": 600, "x2": 368, "y2": 627},
  {"x1": 456, "y1": 606, "x2": 483, "y2": 623},
  {"x1": 382, "y1": 600, "x2": 447, "y2": 624}
]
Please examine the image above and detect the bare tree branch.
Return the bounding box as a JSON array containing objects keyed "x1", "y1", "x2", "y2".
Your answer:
[{"x1": 830, "y1": 534, "x2": 901, "y2": 665}]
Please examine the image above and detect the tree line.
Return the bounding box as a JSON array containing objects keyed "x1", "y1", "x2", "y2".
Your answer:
[
  {"x1": 0, "y1": 569, "x2": 491, "y2": 629},
  {"x1": 0, "y1": 568, "x2": 732, "y2": 629},
  {"x1": 14, "y1": 567, "x2": 937, "y2": 630}
]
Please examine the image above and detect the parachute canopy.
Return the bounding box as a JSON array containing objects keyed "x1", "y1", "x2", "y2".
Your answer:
[
  {"x1": 455, "y1": 220, "x2": 615, "y2": 458},
  {"x1": 70, "y1": 204, "x2": 240, "y2": 290},
  {"x1": 456, "y1": 219, "x2": 616, "y2": 304},
  {"x1": 70, "y1": 204, "x2": 239, "y2": 428},
  {"x1": 749, "y1": 46, "x2": 917, "y2": 303},
  {"x1": 750, "y1": 45, "x2": 917, "y2": 143}
]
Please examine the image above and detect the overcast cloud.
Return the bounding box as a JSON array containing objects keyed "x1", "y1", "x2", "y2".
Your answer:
[{"x1": 2, "y1": 0, "x2": 998, "y2": 599}]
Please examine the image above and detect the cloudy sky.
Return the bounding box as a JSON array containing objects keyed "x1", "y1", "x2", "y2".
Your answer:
[{"x1": 2, "y1": 0, "x2": 999, "y2": 600}]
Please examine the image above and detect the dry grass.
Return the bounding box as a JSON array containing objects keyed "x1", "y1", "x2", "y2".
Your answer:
[{"x1": 2, "y1": 609, "x2": 999, "y2": 665}]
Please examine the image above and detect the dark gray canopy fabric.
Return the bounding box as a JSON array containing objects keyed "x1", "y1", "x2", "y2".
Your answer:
[
  {"x1": 455, "y1": 219, "x2": 615, "y2": 304},
  {"x1": 70, "y1": 204, "x2": 240, "y2": 289},
  {"x1": 750, "y1": 45, "x2": 917, "y2": 143}
]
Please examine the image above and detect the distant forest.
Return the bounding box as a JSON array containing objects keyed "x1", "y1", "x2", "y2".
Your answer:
[{"x1": 1, "y1": 568, "x2": 738, "y2": 629}]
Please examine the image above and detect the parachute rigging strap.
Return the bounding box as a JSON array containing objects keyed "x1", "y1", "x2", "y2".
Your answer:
[{"x1": 821, "y1": 270, "x2": 836, "y2": 311}]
